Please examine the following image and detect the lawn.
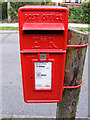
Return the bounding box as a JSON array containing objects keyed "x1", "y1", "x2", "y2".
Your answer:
[
  {"x1": 0, "y1": 27, "x2": 19, "y2": 30},
  {"x1": 0, "y1": 26, "x2": 90, "y2": 31},
  {"x1": 74, "y1": 27, "x2": 90, "y2": 31}
]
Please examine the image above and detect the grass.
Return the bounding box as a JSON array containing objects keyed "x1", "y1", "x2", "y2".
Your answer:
[
  {"x1": 0, "y1": 27, "x2": 19, "y2": 30},
  {"x1": 74, "y1": 27, "x2": 90, "y2": 31},
  {"x1": 0, "y1": 26, "x2": 90, "y2": 31}
]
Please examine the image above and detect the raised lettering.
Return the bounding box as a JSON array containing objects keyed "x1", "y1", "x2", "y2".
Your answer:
[
  {"x1": 56, "y1": 14, "x2": 60, "y2": 20},
  {"x1": 32, "y1": 14, "x2": 35, "y2": 20},
  {"x1": 60, "y1": 14, "x2": 63, "y2": 21},
  {"x1": 36, "y1": 14, "x2": 39, "y2": 20},
  {"x1": 32, "y1": 36, "x2": 57, "y2": 49},
  {"x1": 32, "y1": 37, "x2": 40, "y2": 48},
  {"x1": 28, "y1": 14, "x2": 31, "y2": 20},
  {"x1": 25, "y1": 14, "x2": 28, "y2": 20},
  {"x1": 42, "y1": 14, "x2": 46, "y2": 20},
  {"x1": 25, "y1": 13, "x2": 63, "y2": 21}
]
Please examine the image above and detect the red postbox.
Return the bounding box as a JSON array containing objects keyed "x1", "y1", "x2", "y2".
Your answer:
[{"x1": 18, "y1": 5, "x2": 69, "y2": 103}]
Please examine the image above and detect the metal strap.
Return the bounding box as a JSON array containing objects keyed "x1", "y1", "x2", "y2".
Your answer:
[
  {"x1": 67, "y1": 41, "x2": 89, "y2": 48},
  {"x1": 63, "y1": 79, "x2": 83, "y2": 89}
]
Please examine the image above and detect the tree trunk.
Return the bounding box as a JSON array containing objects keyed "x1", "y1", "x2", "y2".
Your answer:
[
  {"x1": 7, "y1": 2, "x2": 10, "y2": 22},
  {"x1": 56, "y1": 28, "x2": 88, "y2": 119}
]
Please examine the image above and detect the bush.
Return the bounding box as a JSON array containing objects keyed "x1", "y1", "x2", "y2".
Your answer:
[
  {"x1": 8, "y1": 2, "x2": 55, "y2": 22},
  {"x1": 1, "y1": 2, "x2": 7, "y2": 20},
  {"x1": 81, "y1": 1, "x2": 90, "y2": 23},
  {"x1": 8, "y1": 1, "x2": 90, "y2": 23},
  {"x1": 69, "y1": 1, "x2": 90, "y2": 23},
  {"x1": 69, "y1": 7, "x2": 83, "y2": 23},
  {"x1": 58, "y1": 3, "x2": 67, "y2": 8}
]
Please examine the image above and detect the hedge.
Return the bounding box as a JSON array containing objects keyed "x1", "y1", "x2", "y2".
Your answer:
[
  {"x1": 69, "y1": 6, "x2": 83, "y2": 23},
  {"x1": 81, "y1": 1, "x2": 90, "y2": 23},
  {"x1": 6, "y1": 1, "x2": 90, "y2": 24},
  {"x1": 69, "y1": 1, "x2": 90, "y2": 23},
  {"x1": 0, "y1": 2, "x2": 7, "y2": 20},
  {"x1": 8, "y1": 2, "x2": 55, "y2": 22}
]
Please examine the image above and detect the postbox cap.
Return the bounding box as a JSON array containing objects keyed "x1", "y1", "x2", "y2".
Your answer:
[{"x1": 18, "y1": 5, "x2": 68, "y2": 13}]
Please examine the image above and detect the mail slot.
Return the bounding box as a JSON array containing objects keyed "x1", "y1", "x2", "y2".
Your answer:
[{"x1": 18, "y1": 5, "x2": 69, "y2": 103}]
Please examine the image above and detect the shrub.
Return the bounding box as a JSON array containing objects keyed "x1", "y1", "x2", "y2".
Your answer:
[
  {"x1": 1, "y1": 2, "x2": 7, "y2": 20},
  {"x1": 81, "y1": 1, "x2": 90, "y2": 23},
  {"x1": 69, "y1": 7, "x2": 83, "y2": 23},
  {"x1": 69, "y1": 1, "x2": 90, "y2": 23},
  {"x1": 8, "y1": 1, "x2": 90, "y2": 23},
  {"x1": 8, "y1": 2, "x2": 55, "y2": 22},
  {"x1": 58, "y1": 3, "x2": 67, "y2": 8}
]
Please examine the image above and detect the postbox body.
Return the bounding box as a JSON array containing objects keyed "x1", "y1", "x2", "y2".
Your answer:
[{"x1": 18, "y1": 5, "x2": 69, "y2": 103}]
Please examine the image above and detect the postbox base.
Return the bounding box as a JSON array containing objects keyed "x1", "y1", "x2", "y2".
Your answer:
[{"x1": 24, "y1": 99, "x2": 61, "y2": 103}]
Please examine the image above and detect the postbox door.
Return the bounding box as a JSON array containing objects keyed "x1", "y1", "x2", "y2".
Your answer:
[{"x1": 21, "y1": 52, "x2": 66, "y2": 103}]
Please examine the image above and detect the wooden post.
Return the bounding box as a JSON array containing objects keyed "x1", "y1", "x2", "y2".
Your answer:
[{"x1": 56, "y1": 28, "x2": 88, "y2": 119}]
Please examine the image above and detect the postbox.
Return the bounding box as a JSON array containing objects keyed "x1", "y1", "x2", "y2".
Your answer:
[{"x1": 18, "y1": 5, "x2": 69, "y2": 103}]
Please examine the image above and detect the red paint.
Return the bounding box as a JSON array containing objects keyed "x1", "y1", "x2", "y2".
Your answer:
[
  {"x1": 68, "y1": 30, "x2": 72, "y2": 41},
  {"x1": 63, "y1": 79, "x2": 83, "y2": 89},
  {"x1": 18, "y1": 5, "x2": 69, "y2": 103},
  {"x1": 68, "y1": 51, "x2": 72, "y2": 54},
  {"x1": 76, "y1": 80, "x2": 78, "y2": 83},
  {"x1": 67, "y1": 42, "x2": 89, "y2": 48}
]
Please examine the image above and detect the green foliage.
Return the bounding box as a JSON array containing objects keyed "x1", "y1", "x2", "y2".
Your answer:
[
  {"x1": 58, "y1": 3, "x2": 67, "y2": 8},
  {"x1": 69, "y1": 7, "x2": 83, "y2": 23},
  {"x1": 1, "y1": 26, "x2": 89, "y2": 31},
  {"x1": 1, "y1": 2, "x2": 7, "y2": 20},
  {"x1": 8, "y1": 1, "x2": 90, "y2": 23},
  {"x1": 8, "y1": 2, "x2": 55, "y2": 22},
  {"x1": 74, "y1": 27, "x2": 90, "y2": 31},
  {"x1": 69, "y1": 1, "x2": 90, "y2": 23},
  {"x1": 0, "y1": 26, "x2": 19, "y2": 30},
  {"x1": 81, "y1": 1, "x2": 90, "y2": 23}
]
